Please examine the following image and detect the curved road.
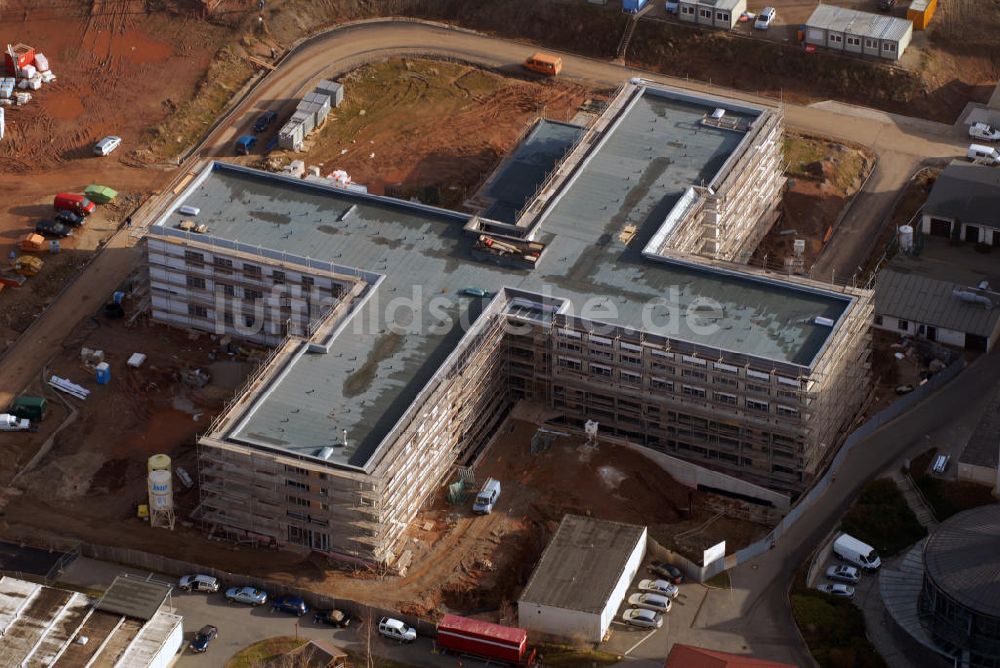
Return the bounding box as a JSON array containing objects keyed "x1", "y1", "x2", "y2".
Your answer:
[{"x1": 0, "y1": 18, "x2": 981, "y2": 665}]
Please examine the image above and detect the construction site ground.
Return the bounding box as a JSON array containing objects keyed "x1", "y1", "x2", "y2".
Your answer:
[
  {"x1": 254, "y1": 58, "x2": 594, "y2": 209},
  {"x1": 751, "y1": 132, "x2": 875, "y2": 272},
  {"x1": 0, "y1": 391, "x2": 766, "y2": 619}
]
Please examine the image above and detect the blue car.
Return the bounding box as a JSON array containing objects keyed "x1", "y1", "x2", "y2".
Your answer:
[
  {"x1": 271, "y1": 594, "x2": 309, "y2": 616},
  {"x1": 225, "y1": 586, "x2": 268, "y2": 606}
]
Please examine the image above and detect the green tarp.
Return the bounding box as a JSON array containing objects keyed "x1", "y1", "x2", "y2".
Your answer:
[{"x1": 84, "y1": 184, "x2": 118, "y2": 204}]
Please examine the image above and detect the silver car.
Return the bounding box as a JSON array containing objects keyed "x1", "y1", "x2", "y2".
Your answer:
[
  {"x1": 178, "y1": 574, "x2": 220, "y2": 593},
  {"x1": 825, "y1": 565, "x2": 860, "y2": 584},
  {"x1": 622, "y1": 607, "x2": 663, "y2": 629},
  {"x1": 628, "y1": 592, "x2": 672, "y2": 613},
  {"x1": 817, "y1": 583, "x2": 855, "y2": 598},
  {"x1": 93, "y1": 135, "x2": 121, "y2": 156},
  {"x1": 638, "y1": 578, "x2": 679, "y2": 598},
  {"x1": 225, "y1": 586, "x2": 268, "y2": 606}
]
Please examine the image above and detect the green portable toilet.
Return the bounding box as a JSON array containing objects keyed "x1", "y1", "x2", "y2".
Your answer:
[
  {"x1": 9, "y1": 395, "x2": 47, "y2": 422},
  {"x1": 84, "y1": 184, "x2": 118, "y2": 205}
]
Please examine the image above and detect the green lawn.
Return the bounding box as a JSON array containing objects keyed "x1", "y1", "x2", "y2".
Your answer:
[
  {"x1": 840, "y1": 478, "x2": 927, "y2": 556},
  {"x1": 225, "y1": 636, "x2": 303, "y2": 668},
  {"x1": 535, "y1": 644, "x2": 621, "y2": 668},
  {"x1": 791, "y1": 590, "x2": 887, "y2": 668}
]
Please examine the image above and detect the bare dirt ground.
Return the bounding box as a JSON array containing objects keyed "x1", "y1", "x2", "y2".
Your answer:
[
  {"x1": 0, "y1": 410, "x2": 765, "y2": 620},
  {"x1": 751, "y1": 133, "x2": 874, "y2": 272},
  {"x1": 256, "y1": 58, "x2": 592, "y2": 208}
]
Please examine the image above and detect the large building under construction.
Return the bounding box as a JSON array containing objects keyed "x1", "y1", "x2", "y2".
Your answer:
[{"x1": 143, "y1": 82, "x2": 871, "y2": 564}]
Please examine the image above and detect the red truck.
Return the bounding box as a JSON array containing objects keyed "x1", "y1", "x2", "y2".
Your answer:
[
  {"x1": 53, "y1": 193, "x2": 96, "y2": 217},
  {"x1": 436, "y1": 614, "x2": 537, "y2": 666}
]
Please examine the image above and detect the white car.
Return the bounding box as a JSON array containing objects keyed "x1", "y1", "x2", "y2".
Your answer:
[
  {"x1": 93, "y1": 135, "x2": 122, "y2": 156},
  {"x1": 622, "y1": 607, "x2": 663, "y2": 629},
  {"x1": 378, "y1": 617, "x2": 416, "y2": 643},
  {"x1": 628, "y1": 592, "x2": 672, "y2": 613},
  {"x1": 817, "y1": 583, "x2": 855, "y2": 598},
  {"x1": 178, "y1": 574, "x2": 220, "y2": 593},
  {"x1": 638, "y1": 578, "x2": 679, "y2": 598},
  {"x1": 825, "y1": 565, "x2": 860, "y2": 584},
  {"x1": 754, "y1": 7, "x2": 776, "y2": 29},
  {"x1": 969, "y1": 122, "x2": 1000, "y2": 142}
]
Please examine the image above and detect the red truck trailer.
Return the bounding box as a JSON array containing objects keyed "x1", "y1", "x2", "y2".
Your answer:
[{"x1": 436, "y1": 614, "x2": 537, "y2": 666}]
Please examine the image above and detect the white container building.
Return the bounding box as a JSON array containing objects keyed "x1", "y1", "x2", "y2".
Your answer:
[{"x1": 804, "y1": 4, "x2": 913, "y2": 61}]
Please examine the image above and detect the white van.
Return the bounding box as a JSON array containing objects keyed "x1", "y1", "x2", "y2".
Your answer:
[
  {"x1": 967, "y1": 143, "x2": 1000, "y2": 164},
  {"x1": 473, "y1": 478, "x2": 501, "y2": 515},
  {"x1": 833, "y1": 533, "x2": 881, "y2": 571}
]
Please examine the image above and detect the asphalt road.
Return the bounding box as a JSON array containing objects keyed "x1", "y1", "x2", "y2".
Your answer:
[{"x1": 0, "y1": 17, "x2": 982, "y2": 666}]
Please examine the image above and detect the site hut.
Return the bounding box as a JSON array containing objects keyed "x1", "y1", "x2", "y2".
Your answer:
[
  {"x1": 677, "y1": 0, "x2": 746, "y2": 30},
  {"x1": 921, "y1": 161, "x2": 1000, "y2": 246},
  {"x1": 142, "y1": 80, "x2": 871, "y2": 567},
  {"x1": 803, "y1": 4, "x2": 913, "y2": 61},
  {"x1": 0, "y1": 575, "x2": 182, "y2": 667},
  {"x1": 517, "y1": 515, "x2": 646, "y2": 643},
  {"x1": 874, "y1": 270, "x2": 1000, "y2": 352}
]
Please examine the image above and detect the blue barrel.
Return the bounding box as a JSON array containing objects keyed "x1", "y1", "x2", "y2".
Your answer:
[
  {"x1": 49, "y1": 240, "x2": 60, "y2": 253},
  {"x1": 96, "y1": 362, "x2": 110, "y2": 385},
  {"x1": 113, "y1": 291, "x2": 125, "y2": 304}
]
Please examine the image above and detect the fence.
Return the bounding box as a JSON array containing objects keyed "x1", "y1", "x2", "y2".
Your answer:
[{"x1": 732, "y1": 356, "x2": 966, "y2": 566}]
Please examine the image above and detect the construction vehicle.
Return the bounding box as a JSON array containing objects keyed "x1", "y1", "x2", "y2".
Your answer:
[
  {"x1": 0, "y1": 413, "x2": 31, "y2": 432},
  {"x1": 14, "y1": 255, "x2": 42, "y2": 276},
  {"x1": 18, "y1": 233, "x2": 45, "y2": 252}
]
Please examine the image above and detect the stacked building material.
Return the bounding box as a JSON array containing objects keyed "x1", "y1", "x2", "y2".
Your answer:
[{"x1": 277, "y1": 80, "x2": 343, "y2": 152}]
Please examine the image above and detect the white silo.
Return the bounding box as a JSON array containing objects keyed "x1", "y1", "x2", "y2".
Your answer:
[
  {"x1": 899, "y1": 225, "x2": 914, "y2": 253},
  {"x1": 148, "y1": 467, "x2": 175, "y2": 530},
  {"x1": 147, "y1": 453, "x2": 171, "y2": 473}
]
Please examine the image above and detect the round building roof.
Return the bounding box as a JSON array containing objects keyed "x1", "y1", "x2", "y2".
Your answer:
[{"x1": 924, "y1": 504, "x2": 1000, "y2": 618}]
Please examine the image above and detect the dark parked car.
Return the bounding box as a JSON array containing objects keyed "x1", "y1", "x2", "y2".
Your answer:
[
  {"x1": 253, "y1": 110, "x2": 278, "y2": 133},
  {"x1": 272, "y1": 594, "x2": 309, "y2": 616},
  {"x1": 877, "y1": 0, "x2": 896, "y2": 9},
  {"x1": 314, "y1": 608, "x2": 352, "y2": 627},
  {"x1": 35, "y1": 219, "x2": 72, "y2": 238},
  {"x1": 189, "y1": 625, "x2": 218, "y2": 653},
  {"x1": 54, "y1": 210, "x2": 85, "y2": 227},
  {"x1": 649, "y1": 561, "x2": 685, "y2": 584}
]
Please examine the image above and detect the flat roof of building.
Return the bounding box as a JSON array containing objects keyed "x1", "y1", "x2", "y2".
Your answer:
[
  {"x1": 960, "y1": 385, "x2": 1000, "y2": 470},
  {"x1": 481, "y1": 119, "x2": 584, "y2": 224},
  {"x1": 923, "y1": 504, "x2": 1000, "y2": 618},
  {"x1": 95, "y1": 575, "x2": 171, "y2": 621},
  {"x1": 519, "y1": 515, "x2": 645, "y2": 613},
  {"x1": 155, "y1": 84, "x2": 853, "y2": 469},
  {"x1": 806, "y1": 4, "x2": 912, "y2": 42}
]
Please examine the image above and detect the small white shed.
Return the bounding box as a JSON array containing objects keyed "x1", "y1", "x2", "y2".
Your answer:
[
  {"x1": 804, "y1": 5, "x2": 913, "y2": 61},
  {"x1": 678, "y1": 0, "x2": 746, "y2": 30},
  {"x1": 518, "y1": 515, "x2": 647, "y2": 643}
]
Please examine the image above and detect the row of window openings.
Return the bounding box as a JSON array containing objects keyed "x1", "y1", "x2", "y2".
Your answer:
[
  {"x1": 827, "y1": 33, "x2": 896, "y2": 51},
  {"x1": 681, "y1": 5, "x2": 729, "y2": 20},
  {"x1": 183, "y1": 252, "x2": 316, "y2": 286},
  {"x1": 186, "y1": 275, "x2": 318, "y2": 300}
]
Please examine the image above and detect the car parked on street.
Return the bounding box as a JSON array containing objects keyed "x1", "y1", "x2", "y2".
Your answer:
[
  {"x1": 638, "y1": 578, "x2": 679, "y2": 598},
  {"x1": 826, "y1": 565, "x2": 861, "y2": 584},
  {"x1": 649, "y1": 561, "x2": 685, "y2": 584},
  {"x1": 459, "y1": 287, "x2": 492, "y2": 298},
  {"x1": 35, "y1": 219, "x2": 72, "y2": 238},
  {"x1": 54, "y1": 210, "x2": 84, "y2": 227},
  {"x1": 378, "y1": 617, "x2": 417, "y2": 643},
  {"x1": 817, "y1": 583, "x2": 855, "y2": 598},
  {"x1": 225, "y1": 586, "x2": 268, "y2": 606},
  {"x1": 271, "y1": 595, "x2": 309, "y2": 616},
  {"x1": 314, "y1": 608, "x2": 352, "y2": 627},
  {"x1": 628, "y1": 592, "x2": 673, "y2": 613},
  {"x1": 178, "y1": 574, "x2": 220, "y2": 593},
  {"x1": 188, "y1": 625, "x2": 218, "y2": 653},
  {"x1": 622, "y1": 608, "x2": 663, "y2": 629}
]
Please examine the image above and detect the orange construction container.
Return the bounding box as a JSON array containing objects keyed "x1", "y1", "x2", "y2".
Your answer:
[
  {"x1": 18, "y1": 233, "x2": 46, "y2": 252},
  {"x1": 907, "y1": 0, "x2": 937, "y2": 30}
]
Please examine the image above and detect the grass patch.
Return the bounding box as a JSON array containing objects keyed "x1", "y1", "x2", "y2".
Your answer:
[
  {"x1": 140, "y1": 43, "x2": 254, "y2": 163},
  {"x1": 345, "y1": 649, "x2": 415, "y2": 667},
  {"x1": 225, "y1": 636, "x2": 303, "y2": 668},
  {"x1": 535, "y1": 644, "x2": 621, "y2": 668},
  {"x1": 841, "y1": 478, "x2": 927, "y2": 557},
  {"x1": 782, "y1": 133, "x2": 872, "y2": 193},
  {"x1": 791, "y1": 566, "x2": 887, "y2": 668},
  {"x1": 915, "y1": 476, "x2": 996, "y2": 521}
]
